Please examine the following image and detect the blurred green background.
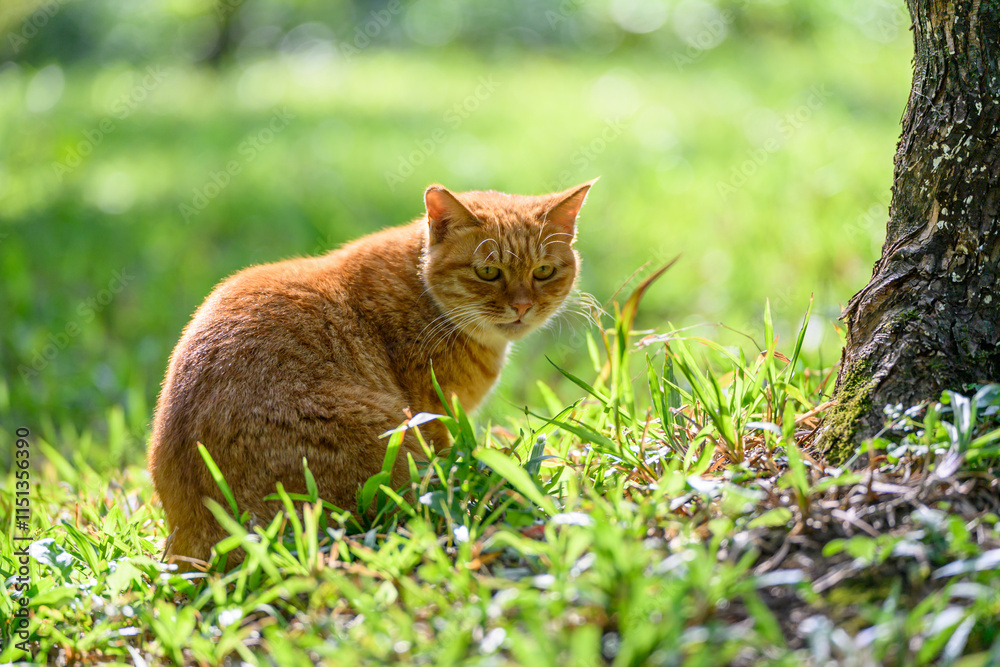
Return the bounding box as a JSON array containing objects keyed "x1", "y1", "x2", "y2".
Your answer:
[{"x1": 0, "y1": 0, "x2": 911, "y2": 465}]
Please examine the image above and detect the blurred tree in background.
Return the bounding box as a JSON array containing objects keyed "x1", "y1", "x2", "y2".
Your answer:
[{"x1": 3, "y1": 0, "x2": 904, "y2": 65}]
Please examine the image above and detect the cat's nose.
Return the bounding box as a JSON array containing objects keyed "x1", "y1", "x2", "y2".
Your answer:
[{"x1": 512, "y1": 300, "x2": 533, "y2": 319}]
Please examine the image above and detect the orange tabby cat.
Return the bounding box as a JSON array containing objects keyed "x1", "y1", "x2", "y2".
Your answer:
[{"x1": 148, "y1": 180, "x2": 595, "y2": 566}]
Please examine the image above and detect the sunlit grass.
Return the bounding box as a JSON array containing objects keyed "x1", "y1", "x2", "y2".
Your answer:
[{"x1": 3, "y1": 280, "x2": 998, "y2": 665}]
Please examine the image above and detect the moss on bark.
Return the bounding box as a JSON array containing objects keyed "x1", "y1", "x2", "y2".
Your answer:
[{"x1": 821, "y1": 358, "x2": 875, "y2": 466}]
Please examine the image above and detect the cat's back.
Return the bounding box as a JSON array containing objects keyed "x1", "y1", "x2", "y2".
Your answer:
[
  {"x1": 152, "y1": 221, "x2": 427, "y2": 444},
  {"x1": 180, "y1": 220, "x2": 425, "y2": 348},
  {"x1": 204, "y1": 219, "x2": 425, "y2": 312}
]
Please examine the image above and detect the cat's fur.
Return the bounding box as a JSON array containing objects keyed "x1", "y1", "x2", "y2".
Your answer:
[{"x1": 148, "y1": 180, "x2": 595, "y2": 567}]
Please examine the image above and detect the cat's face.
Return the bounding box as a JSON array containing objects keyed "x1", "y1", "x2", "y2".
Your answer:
[{"x1": 421, "y1": 181, "x2": 595, "y2": 347}]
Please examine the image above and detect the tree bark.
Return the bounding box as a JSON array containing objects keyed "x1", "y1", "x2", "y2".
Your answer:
[{"x1": 822, "y1": 0, "x2": 1000, "y2": 464}]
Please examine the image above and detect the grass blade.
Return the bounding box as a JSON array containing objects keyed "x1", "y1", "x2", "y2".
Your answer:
[
  {"x1": 474, "y1": 449, "x2": 556, "y2": 515},
  {"x1": 198, "y1": 443, "x2": 239, "y2": 518}
]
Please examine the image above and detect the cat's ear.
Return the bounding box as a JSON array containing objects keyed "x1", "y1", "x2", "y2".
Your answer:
[
  {"x1": 545, "y1": 178, "x2": 598, "y2": 238},
  {"x1": 425, "y1": 185, "x2": 478, "y2": 244}
]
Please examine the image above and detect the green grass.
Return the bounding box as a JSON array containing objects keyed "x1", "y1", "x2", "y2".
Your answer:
[{"x1": 3, "y1": 289, "x2": 999, "y2": 665}]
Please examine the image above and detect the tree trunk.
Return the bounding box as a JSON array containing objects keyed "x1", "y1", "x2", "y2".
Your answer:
[
  {"x1": 204, "y1": 1, "x2": 239, "y2": 67},
  {"x1": 821, "y1": 0, "x2": 1000, "y2": 464}
]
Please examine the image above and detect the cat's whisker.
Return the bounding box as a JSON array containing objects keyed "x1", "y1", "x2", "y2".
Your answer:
[
  {"x1": 416, "y1": 320, "x2": 455, "y2": 354},
  {"x1": 422, "y1": 328, "x2": 452, "y2": 358},
  {"x1": 561, "y1": 310, "x2": 596, "y2": 328},
  {"x1": 416, "y1": 285, "x2": 438, "y2": 303},
  {"x1": 413, "y1": 312, "x2": 461, "y2": 351},
  {"x1": 411, "y1": 305, "x2": 483, "y2": 362},
  {"x1": 432, "y1": 317, "x2": 481, "y2": 358},
  {"x1": 418, "y1": 307, "x2": 484, "y2": 359},
  {"x1": 418, "y1": 310, "x2": 477, "y2": 354},
  {"x1": 458, "y1": 320, "x2": 480, "y2": 357},
  {"x1": 548, "y1": 301, "x2": 602, "y2": 334},
  {"x1": 543, "y1": 232, "x2": 574, "y2": 244},
  {"x1": 415, "y1": 310, "x2": 454, "y2": 336},
  {"x1": 474, "y1": 237, "x2": 501, "y2": 256},
  {"x1": 567, "y1": 290, "x2": 607, "y2": 319},
  {"x1": 551, "y1": 306, "x2": 585, "y2": 325}
]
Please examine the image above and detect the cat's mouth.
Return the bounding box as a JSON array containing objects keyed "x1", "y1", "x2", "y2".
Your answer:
[
  {"x1": 495, "y1": 318, "x2": 529, "y2": 333},
  {"x1": 494, "y1": 316, "x2": 543, "y2": 341}
]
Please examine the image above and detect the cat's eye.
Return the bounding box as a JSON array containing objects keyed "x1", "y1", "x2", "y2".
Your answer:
[
  {"x1": 532, "y1": 265, "x2": 555, "y2": 280},
  {"x1": 475, "y1": 266, "x2": 501, "y2": 281}
]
